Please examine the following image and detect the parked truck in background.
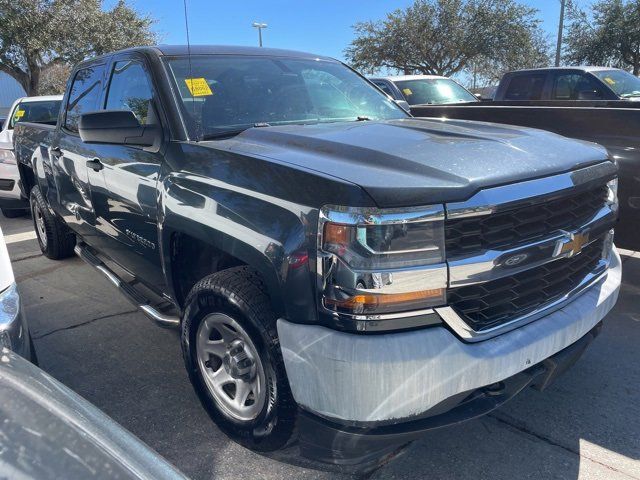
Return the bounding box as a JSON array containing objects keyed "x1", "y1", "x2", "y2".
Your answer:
[
  {"x1": 0, "y1": 95, "x2": 62, "y2": 217},
  {"x1": 411, "y1": 67, "x2": 640, "y2": 251},
  {"x1": 13, "y1": 46, "x2": 621, "y2": 469}
]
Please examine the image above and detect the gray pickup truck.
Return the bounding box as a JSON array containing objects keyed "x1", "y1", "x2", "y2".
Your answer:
[
  {"x1": 410, "y1": 67, "x2": 640, "y2": 251},
  {"x1": 13, "y1": 45, "x2": 621, "y2": 469}
]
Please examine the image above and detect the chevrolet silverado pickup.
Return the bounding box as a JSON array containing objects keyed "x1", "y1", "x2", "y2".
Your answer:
[
  {"x1": 13, "y1": 46, "x2": 621, "y2": 469},
  {"x1": 410, "y1": 67, "x2": 640, "y2": 251}
]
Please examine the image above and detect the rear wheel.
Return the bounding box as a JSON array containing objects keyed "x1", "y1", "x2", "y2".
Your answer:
[
  {"x1": 181, "y1": 266, "x2": 296, "y2": 451},
  {"x1": 29, "y1": 186, "x2": 75, "y2": 260}
]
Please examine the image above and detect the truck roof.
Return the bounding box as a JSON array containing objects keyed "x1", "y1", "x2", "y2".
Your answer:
[
  {"x1": 14, "y1": 95, "x2": 63, "y2": 103},
  {"x1": 83, "y1": 45, "x2": 336, "y2": 63},
  {"x1": 371, "y1": 75, "x2": 449, "y2": 82},
  {"x1": 506, "y1": 66, "x2": 620, "y2": 74}
]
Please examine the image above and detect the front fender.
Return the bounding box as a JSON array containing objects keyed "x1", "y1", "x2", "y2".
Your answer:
[{"x1": 159, "y1": 172, "x2": 317, "y2": 322}]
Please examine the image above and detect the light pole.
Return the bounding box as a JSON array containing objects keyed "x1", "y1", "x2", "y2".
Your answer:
[
  {"x1": 252, "y1": 22, "x2": 267, "y2": 47},
  {"x1": 555, "y1": 0, "x2": 566, "y2": 67}
]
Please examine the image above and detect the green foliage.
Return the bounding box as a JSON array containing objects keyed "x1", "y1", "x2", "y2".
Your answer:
[
  {"x1": 345, "y1": 0, "x2": 550, "y2": 84},
  {"x1": 0, "y1": 0, "x2": 157, "y2": 95},
  {"x1": 564, "y1": 0, "x2": 640, "y2": 75}
]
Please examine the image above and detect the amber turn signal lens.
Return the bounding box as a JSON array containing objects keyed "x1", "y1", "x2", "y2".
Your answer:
[
  {"x1": 325, "y1": 288, "x2": 445, "y2": 313},
  {"x1": 323, "y1": 223, "x2": 352, "y2": 246}
]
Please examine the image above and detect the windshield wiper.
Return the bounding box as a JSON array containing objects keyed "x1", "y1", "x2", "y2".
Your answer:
[
  {"x1": 200, "y1": 123, "x2": 271, "y2": 141},
  {"x1": 356, "y1": 116, "x2": 371, "y2": 121}
]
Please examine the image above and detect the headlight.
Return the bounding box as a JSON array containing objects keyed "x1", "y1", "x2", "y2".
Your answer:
[
  {"x1": 606, "y1": 177, "x2": 618, "y2": 213},
  {"x1": 0, "y1": 149, "x2": 16, "y2": 165},
  {"x1": 318, "y1": 205, "x2": 447, "y2": 319}
]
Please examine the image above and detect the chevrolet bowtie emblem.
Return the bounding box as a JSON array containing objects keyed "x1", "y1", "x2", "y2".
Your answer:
[{"x1": 553, "y1": 231, "x2": 590, "y2": 258}]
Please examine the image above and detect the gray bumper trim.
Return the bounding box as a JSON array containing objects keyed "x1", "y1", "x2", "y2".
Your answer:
[
  {"x1": 0, "y1": 283, "x2": 30, "y2": 359},
  {"x1": 277, "y1": 248, "x2": 621, "y2": 423}
]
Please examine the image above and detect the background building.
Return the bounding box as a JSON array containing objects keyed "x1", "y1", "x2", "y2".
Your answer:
[{"x1": 0, "y1": 73, "x2": 26, "y2": 117}]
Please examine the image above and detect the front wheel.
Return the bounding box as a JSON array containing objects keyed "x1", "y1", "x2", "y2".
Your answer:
[{"x1": 181, "y1": 266, "x2": 297, "y2": 451}]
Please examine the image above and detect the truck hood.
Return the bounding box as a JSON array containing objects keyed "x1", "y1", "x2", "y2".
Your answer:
[{"x1": 216, "y1": 118, "x2": 609, "y2": 207}]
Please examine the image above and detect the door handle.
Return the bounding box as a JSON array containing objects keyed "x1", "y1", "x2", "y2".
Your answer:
[
  {"x1": 50, "y1": 147, "x2": 63, "y2": 158},
  {"x1": 86, "y1": 158, "x2": 104, "y2": 172}
]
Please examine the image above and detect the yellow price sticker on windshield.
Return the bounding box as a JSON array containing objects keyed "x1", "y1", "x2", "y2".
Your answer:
[
  {"x1": 603, "y1": 77, "x2": 616, "y2": 85},
  {"x1": 402, "y1": 88, "x2": 413, "y2": 96},
  {"x1": 185, "y1": 78, "x2": 213, "y2": 97},
  {"x1": 14, "y1": 110, "x2": 25, "y2": 118}
]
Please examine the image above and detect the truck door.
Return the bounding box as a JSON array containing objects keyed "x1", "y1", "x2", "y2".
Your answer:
[
  {"x1": 52, "y1": 63, "x2": 106, "y2": 242},
  {"x1": 86, "y1": 55, "x2": 166, "y2": 291}
]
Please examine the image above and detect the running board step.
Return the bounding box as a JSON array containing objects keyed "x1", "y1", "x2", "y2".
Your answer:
[{"x1": 74, "y1": 243, "x2": 180, "y2": 328}]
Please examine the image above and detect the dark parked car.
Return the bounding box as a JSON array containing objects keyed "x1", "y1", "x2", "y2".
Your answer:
[
  {"x1": 13, "y1": 46, "x2": 621, "y2": 469},
  {"x1": 0, "y1": 348, "x2": 188, "y2": 479},
  {"x1": 411, "y1": 67, "x2": 640, "y2": 250}
]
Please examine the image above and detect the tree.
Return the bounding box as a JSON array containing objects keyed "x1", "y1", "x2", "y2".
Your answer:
[
  {"x1": 564, "y1": 0, "x2": 640, "y2": 75},
  {"x1": 38, "y1": 62, "x2": 71, "y2": 95},
  {"x1": 345, "y1": 0, "x2": 550, "y2": 80},
  {"x1": 0, "y1": 0, "x2": 157, "y2": 95}
]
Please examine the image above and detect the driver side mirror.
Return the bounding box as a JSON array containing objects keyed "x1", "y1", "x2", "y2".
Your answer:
[{"x1": 79, "y1": 110, "x2": 160, "y2": 147}]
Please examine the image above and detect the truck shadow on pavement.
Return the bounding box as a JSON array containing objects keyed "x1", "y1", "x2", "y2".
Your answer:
[{"x1": 9, "y1": 217, "x2": 638, "y2": 480}]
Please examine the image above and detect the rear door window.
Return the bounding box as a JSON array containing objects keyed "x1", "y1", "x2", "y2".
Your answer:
[
  {"x1": 503, "y1": 74, "x2": 546, "y2": 100},
  {"x1": 64, "y1": 65, "x2": 104, "y2": 133},
  {"x1": 105, "y1": 60, "x2": 154, "y2": 125}
]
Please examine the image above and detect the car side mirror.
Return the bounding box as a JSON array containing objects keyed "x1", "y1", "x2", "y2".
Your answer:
[
  {"x1": 577, "y1": 89, "x2": 603, "y2": 101},
  {"x1": 78, "y1": 110, "x2": 160, "y2": 147},
  {"x1": 394, "y1": 99, "x2": 411, "y2": 112}
]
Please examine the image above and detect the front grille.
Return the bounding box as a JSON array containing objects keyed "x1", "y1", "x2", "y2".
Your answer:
[
  {"x1": 445, "y1": 183, "x2": 608, "y2": 256},
  {"x1": 0, "y1": 179, "x2": 14, "y2": 191},
  {"x1": 448, "y1": 238, "x2": 605, "y2": 332}
]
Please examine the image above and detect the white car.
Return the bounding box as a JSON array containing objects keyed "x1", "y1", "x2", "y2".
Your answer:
[
  {"x1": 0, "y1": 225, "x2": 33, "y2": 361},
  {"x1": 370, "y1": 74, "x2": 480, "y2": 106},
  {"x1": 0, "y1": 95, "x2": 62, "y2": 218}
]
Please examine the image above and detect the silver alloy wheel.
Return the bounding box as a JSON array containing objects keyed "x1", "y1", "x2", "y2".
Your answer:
[
  {"x1": 196, "y1": 313, "x2": 267, "y2": 422},
  {"x1": 34, "y1": 203, "x2": 47, "y2": 248}
]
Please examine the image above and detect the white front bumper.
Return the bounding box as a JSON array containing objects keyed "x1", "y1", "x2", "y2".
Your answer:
[
  {"x1": 0, "y1": 151, "x2": 22, "y2": 202},
  {"x1": 278, "y1": 248, "x2": 621, "y2": 423}
]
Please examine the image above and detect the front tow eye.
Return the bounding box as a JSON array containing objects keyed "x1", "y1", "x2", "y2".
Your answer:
[{"x1": 223, "y1": 339, "x2": 256, "y2": 381}]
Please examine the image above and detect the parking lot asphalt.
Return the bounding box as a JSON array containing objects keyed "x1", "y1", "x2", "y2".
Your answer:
[{"x1": 2, "y1": 214, "x2": 639, "y2": 480}]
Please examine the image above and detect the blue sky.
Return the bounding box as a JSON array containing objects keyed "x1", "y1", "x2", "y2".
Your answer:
[{"x1": 114, "y1": 0, "x2": 579, "y2": 62}]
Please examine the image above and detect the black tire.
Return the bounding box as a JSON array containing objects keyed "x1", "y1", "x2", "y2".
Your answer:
[
  {"x1": 181, "y1": 266, "x2": 297, "y2": 452},
  {"x1": 1, "y1": 208, "x2": 27, "y2": 218},
  {"x1": 29, "y1": 186, "x2": 76, "y2": 260},
  {"x1": 28, "y1": 334, "x2": 39, "y2": 366}
]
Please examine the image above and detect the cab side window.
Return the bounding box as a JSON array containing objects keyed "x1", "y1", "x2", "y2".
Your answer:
[
  {"x1": 373, "y1": 81, "x2": 394, "y2": 97},
  {"x1": 552, "y1": 73, "x2": 604, "y2": 100},
  {"x1": 105, "y1": 60, "x2": 154, "y2": 125},
  {"x1": 64, "y1": 66, "x2": 104, "y2": 133},
  {"x1": 504, "y1": 74, "x2": 546, "y2": 100}
]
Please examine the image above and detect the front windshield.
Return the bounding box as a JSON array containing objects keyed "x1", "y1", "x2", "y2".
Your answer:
[
  {"x1": 9, "y1": 100, "x2": 61, "y2": 129},
  {"x1": 163, "y1": 55, "x2": 407, "y2": 139},
  {"x1": 591, "y1": 69, "x2": 640, "y2": 98},
  {"x1": 394, "y1": 78, "x2": 478, "y2": 105}
]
